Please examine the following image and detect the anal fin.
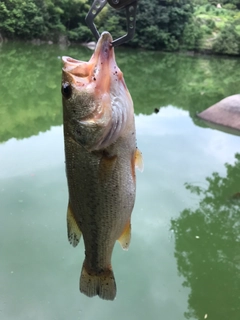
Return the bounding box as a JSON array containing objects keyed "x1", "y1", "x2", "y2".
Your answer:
[
  {"x1": 118, "y1": 220, "x2": 131, "y2": 250},
  {"x1": 67, "y1": 201, "x2": 82, "y2": 247}
]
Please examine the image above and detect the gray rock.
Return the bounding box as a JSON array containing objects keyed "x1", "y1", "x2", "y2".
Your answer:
[
  {"x1": 81, "y1": 41, "x2": 96, "y2": 50},
  {"x1": 198, "y1": 94, "x2": 240, "y2": 132}
]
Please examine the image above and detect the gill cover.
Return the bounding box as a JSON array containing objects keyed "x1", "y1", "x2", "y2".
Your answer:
[{"x1": 62, "y1": 32, "x2": 133, "y2": 151}]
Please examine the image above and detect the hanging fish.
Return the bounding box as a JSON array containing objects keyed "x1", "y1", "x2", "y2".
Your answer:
[{"x1": 61, "y1": 31, "x2": 143, "y2": 301}]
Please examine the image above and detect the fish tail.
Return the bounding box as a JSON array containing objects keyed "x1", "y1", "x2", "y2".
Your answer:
[{"x1": 79, "y1": 260, "x2": 116, "y2": 301}]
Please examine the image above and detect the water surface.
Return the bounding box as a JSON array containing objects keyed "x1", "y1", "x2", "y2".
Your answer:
[{"x1": 0, "y1": 42, "x2": 240, "y2": 320}]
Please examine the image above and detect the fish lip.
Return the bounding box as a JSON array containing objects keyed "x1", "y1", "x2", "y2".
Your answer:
[
  {"x1": 94, "y1": 32, "x2": 114, "y2": 62},
  {"x1": 61, "y1": 32, "x2": 116, "y2": 93},
  {"x1": 97, "y1": 31, "x2": 113, "y2": 49},
  {"x1": 62, "y1": 56, "x2": 81, "y2": 69},
  {"x1": 99, "y1": 31, "x2": 113, "y2": 42},
  {"x1": 61, "y1": 32, "x2": 114, "y2": 79},
  {"x1": 62, "y1": 56, "x2": 89, "y2": 76}
]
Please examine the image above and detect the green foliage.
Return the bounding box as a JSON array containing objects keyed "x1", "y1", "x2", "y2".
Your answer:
[
  {"x1": 206, "y1": 18, "x2": 216, "y2": 29},
  {"x1": 193, "y1": 2, "x2": 240, "y2": 54},
  {"x1": 0, "y1": 0, "x2": 91, "y2": 41},
  {"x1": 0, "y1": 0, "x2": 194, "y2": 50},
  {"x1": 133, "y1": 0, "x2": 194, "y2": 50},
  {"x1": 206, "y1": 3, "x2": 214, "y2": 12},
  {"x1": 200, "y1": 24, "x2": 212, "y2": 34},
  {"x1": 67, "y1": 25, "x2": 92, "y2": 42},
  {"x1": 196, "y1": 0, "x2": 240, "y2": 9},
  {"x1": 98, "y1": 8, "x2": 126, "y2": 44},
  {"x1": 0, "y1": 0, "x2": 240, "y2": 54},
  {"x1": 223, "y1": 4, "x2": 237, "y2": 10},
  {"x1": 181, "y1": 20, "x2": 203, "y2": 50},
  {"x1": 191, "y1": 0, "x2": 207, "y2": 4},
  {"x1": 98, "y1": 0, "x2": 194, "y2": 51},
  {"x1": 212, "y1": 24, "x2": 240, "y2": 54},
  {"x1": 0, "y1": 0, "x2": 47, "y2": 39},
  {"x1": 223, "y1": 0, "x2": 240, "y2": 9}
]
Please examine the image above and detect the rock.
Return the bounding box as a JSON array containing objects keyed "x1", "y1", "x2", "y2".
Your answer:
[
  {"x1": 31, "y1": 38, "x2": 42, "y2": 45},
  {"x1": 58, "y1": 35, "x2": 69, "y2": 46},
  {"x1": 81, "y1": 41, "x2": 96, "y2": 50},
  {"x1": 198, "y1": 94, "x2": 240, "y2": 132}
]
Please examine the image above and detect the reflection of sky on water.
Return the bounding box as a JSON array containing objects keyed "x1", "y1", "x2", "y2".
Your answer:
[
  {"x1": 1, "y1": 106, "x2": 238, "y2": 180},
  {"x1": 137, "y1": 106, "x2": 239, "y2": 165},
  {"x1": 0, "y1": 127, "x2": 64, "y2": 179},
  {"x1": 0, "y1": 106, "x2": 239, "y2": 320}
]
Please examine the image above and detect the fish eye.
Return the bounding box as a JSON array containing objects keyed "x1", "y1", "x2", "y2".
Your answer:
[{"x1": 61, "y1": 82, "x2": 72, "y2": 99}]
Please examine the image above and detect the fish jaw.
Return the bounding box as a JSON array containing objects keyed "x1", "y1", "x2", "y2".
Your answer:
[
  {"x1": 61, "y1": 32, "x2": 133, "y2": 151},
  {"x1": 88, "y1": 31, "x2": 125, "y2": 98}
]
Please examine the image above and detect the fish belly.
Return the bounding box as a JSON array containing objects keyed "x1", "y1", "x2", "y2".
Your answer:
[{"x1": 64, "y1": 129, "x2": 136, "y2": 300}]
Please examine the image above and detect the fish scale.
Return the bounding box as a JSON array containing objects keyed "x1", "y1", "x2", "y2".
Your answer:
[{"x1": 61, "y1": 31, "x2": 143, "y2": 300}]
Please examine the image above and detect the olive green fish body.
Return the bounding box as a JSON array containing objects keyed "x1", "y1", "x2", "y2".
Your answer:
[
  {"x1": 62, "y1": 32, "x2": 143, "y2": 300},
  {"x1": 64, "y1": 126, "x2": 136, "y2": 262}
]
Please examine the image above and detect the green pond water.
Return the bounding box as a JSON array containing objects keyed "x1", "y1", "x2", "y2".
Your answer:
[{"x1": 0, "y1": 42, "x2": 240, "y2": 320}]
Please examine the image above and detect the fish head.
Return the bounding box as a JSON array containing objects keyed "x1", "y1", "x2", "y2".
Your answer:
[{"x1": 62, "y1": 32, "x2": 133, "y2": 150}]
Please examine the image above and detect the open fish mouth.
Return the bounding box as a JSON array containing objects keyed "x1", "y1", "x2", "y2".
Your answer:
[
  {"x1": 62, "y1": 32, "x2": 121, "y2": 95},
  {"x1": 61, "y1": 31, "x2": 131, "y2": 151}
]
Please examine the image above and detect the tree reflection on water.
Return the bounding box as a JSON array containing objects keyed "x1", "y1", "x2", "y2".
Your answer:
[
  {"x1": 171, "y1": 154, "x2": 240, "y2": 320},
  {"x1": 1, "y1": 41, "x2": 240, "y2": 143}
]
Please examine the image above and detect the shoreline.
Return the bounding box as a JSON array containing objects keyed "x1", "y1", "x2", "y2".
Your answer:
[{"x1": 1, "y1": 34, "x2": 240, "y2": 58}]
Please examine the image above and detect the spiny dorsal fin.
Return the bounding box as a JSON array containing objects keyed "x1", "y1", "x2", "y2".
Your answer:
[
  {"x1": 67, "y1": 202, "x2": 82, "y2": 247},
  {"x1": 118, "y1": 220, "x2": 131, "y2": 250},
  {"x1": 135, "y1": 148, "x2": 144, "y2": 172}
]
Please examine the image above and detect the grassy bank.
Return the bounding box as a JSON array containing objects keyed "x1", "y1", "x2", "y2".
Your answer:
[{"x1": 194, "y1": 4, "x2": 240, "y2": 55}]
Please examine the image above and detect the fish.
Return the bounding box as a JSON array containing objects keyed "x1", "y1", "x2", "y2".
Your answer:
[{"x1": 61, "y1": 31, "x2": 143, "y2": 301}]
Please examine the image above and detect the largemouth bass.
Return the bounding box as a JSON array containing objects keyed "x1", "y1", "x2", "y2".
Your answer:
[{"x1": 61, "y1": 32, "x2": 143, "y2": 301}]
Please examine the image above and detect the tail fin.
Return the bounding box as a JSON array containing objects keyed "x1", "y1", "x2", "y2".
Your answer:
[{"x1": 79, "y1": 261, "x2": 116, "y2": 301}]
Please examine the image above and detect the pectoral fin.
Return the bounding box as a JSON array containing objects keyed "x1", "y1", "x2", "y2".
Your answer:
[
  {"x1": 67, "y1": 201, "x2": 82, "y2": 247},
  {"x1": 118, "y1": 220, "x2": 131, "y2": 250},
  {"x1": 135, "y1": 148, "x2": 144, "y2": 172},
  {"x1": 99, "y1": 152, "x2": 117, "y2": 181}
]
